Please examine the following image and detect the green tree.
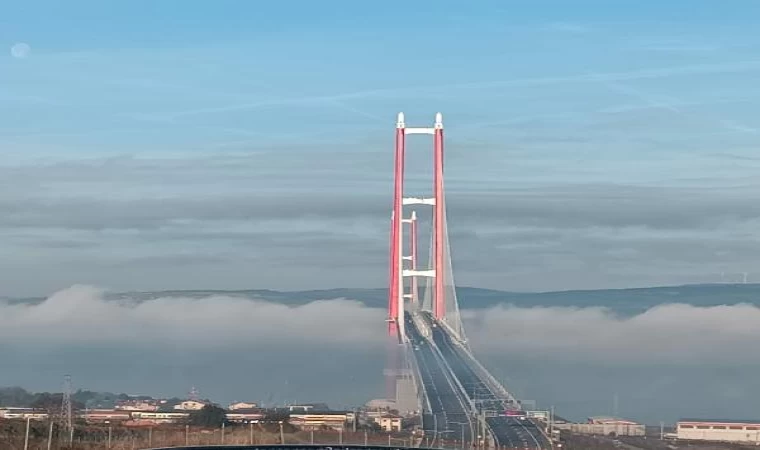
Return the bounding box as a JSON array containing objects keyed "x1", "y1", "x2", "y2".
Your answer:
[
  {"x1": 31, "y1": 393, "x2": 84, "y2": 413},
  {"x1": 0, "y1": 387, "x2": 34, "y2": 407},
  {"x1": 189, "y1": 404, "x2": 228, "y2": 427}
]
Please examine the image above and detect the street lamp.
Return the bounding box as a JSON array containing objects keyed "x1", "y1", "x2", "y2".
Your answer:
[{"x1": 105, "y1": 421, "x2": 112, "y2": 449}]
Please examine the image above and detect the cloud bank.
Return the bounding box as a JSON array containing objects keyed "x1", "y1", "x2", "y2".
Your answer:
[
  {"x1": 0, "y1": 286, "x2": 384, "y2": 349},
  {"x1": 465, "y1": 303, "x2": 760, "y2": 365},
  {"x1": 4, "y1": 286, "x2": 760, "y2": 421},
  {"x1": 4, "y1": 285, "x2": 759, "y2": 367}
]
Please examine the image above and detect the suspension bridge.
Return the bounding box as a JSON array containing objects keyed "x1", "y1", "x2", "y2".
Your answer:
[
  {"x1": 150, "y1": 113, "x2": 551, "y2": 450},
  {"x1": 384, "y1": 113, "x2": 550, "y2": 450}
]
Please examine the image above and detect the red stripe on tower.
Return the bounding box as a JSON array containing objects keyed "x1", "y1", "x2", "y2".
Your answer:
[
  {"x1": 388, "y1": 112, "x2": 406, "y2": 336},
  {"x1": 387, "y1": 213, "x2": 397, "y2": 336}
]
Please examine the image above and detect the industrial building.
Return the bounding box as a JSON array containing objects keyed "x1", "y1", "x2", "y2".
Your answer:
[
  {"x1": 553, "y1": 416, "x2": 645, "y2": 437},
  {"x1": 0, "y1": 408, "x2": 49, "y2": 420},
  {"x1": 83, "y1": 409, "x2": 132, "y2": 423},
  {"x1": 288, "y1": 411, "x2": 356, "y2": 431},
  {"x1": 225, "y1": 409, "x2": 264, "y2": 423},
  {"x1": 677, "y1": 418, "x2": 760, "y2": 443},
  {"x1": 115, "y1": 400, "x2": 158, "y2": 411},
  {"x1": 129, "y1": 411, "x2": 190, "y2": 424},
  {"x1": 173, "y1": 400, "x2": 207, "y2": 411}
]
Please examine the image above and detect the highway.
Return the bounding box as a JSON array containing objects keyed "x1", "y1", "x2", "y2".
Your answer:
[
  {"x1": 405, "y1": 314, "x2": 474, "y2": 447},
  {"x1": 487, "y1": 417, "x2": 547, "y2": 450},
  {"x1": 426, "y1": 313, "x2": 548, "y2": 450}
]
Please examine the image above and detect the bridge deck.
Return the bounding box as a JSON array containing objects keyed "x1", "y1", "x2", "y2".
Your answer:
[
  {"x1": 411, "y1": 312, "x2": 550, "y2": 450},
  {"x1": 149, "y1": 446, "x2": 424, "y2": 450},
  {"x1": 405, "y1": 314, "x2": 474, "y2": 446}
]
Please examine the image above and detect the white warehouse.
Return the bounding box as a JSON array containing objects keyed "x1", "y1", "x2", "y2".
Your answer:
[{"x1": 677, "y1": 418, "x2": 760, "y2": 443}]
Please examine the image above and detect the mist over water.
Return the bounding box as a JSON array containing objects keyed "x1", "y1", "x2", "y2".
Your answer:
[{"x1": 2, "y1": 285, "x2": 759, "y2": 423}]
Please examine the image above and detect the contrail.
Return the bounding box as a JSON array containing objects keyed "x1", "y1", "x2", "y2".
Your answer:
[
  {"x1": 587, "y1": 71, "x2": 760, "y2": 135},
  {"x1": 328, "y1": 99, "x2": 386, "y2": 121},
  {"x1": 587, "y1": 72, "x2": 682, "y2": 113},
  {"x1": 134, "y1": 59, "x2": 760, "y2": 121}
]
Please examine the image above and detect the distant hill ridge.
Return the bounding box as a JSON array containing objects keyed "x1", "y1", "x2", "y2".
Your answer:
[{"x1": 7, "y1": 283, "x2": 760, "y2": 317}]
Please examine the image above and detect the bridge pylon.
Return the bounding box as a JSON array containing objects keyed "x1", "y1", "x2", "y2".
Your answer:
[{"x1": 387, "y1": 112, "x2": 452, "y2": 343}]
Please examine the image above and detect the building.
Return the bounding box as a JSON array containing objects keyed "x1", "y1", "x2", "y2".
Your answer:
[
  {"x1": 553, "y1": 416, "x2": 645, "y2": 437},
  {"x1": 115, "y1": 400, "x2": 158, "y2": 411},
  {"x1": 677, "y1": 418, "x2": 760, "y2": 443},
  {"x1": 226, "y1": 409, "x2": 264, "y2": 423},
  {"x1": 364, "y1": 399, "x2": 401, "y2": 421},
  {"x1": 229, "y1": 402, "x2": 258, "y2": 411},
  {"x1": 286, "y1": 403, "x2": 329, "y2": 412},
  {"x1": 289, "y1": 411, "x2": 356, "y2": 431},
  {"x1": 587, "y1": 416, "x2": 639, "y2": 425},
  {"x1": 82, "y1": 409, "x2": 132, "y2": 423},
  {"x1": 375, "y1": 414, "x2": 403, "y2": 432},
  {"x1": 130, "y1": 411, "x2": 190, "y2": 425},
  {"x1": 173, "y1": 400, "x2": 206, "y2": 411},
  {"x1": 0, "y1": 408, "x2": 49, "y2": 420}
]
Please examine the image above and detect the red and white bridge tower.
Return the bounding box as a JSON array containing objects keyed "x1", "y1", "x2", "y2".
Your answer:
[
  {"x1": 385, "y1": 112, "x2": 466, "y2": 401},
  {"x1": 387, "y1": 111, "x2": 449, "y2": 342}
]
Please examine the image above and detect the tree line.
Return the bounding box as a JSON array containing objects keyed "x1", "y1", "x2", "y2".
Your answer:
[{"x1": 0, "y1": 386, "x2": 160, "y2": 411}]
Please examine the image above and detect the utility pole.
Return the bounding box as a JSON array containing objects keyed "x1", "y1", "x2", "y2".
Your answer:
[
  {"x1": 250, "y1": 422, "x2": 254, "y2": 445},
  {"x1": 23, "y1": 416, "x2": 30, "y2": 450},
  {"x1": 660, "y1": 421, "x2": 665, "y2": 440},
  {"x1": 279, "y1": 420, "x2": 285, "y2": 444},
  {"x1": 550, "y1": 405, "x2": 555, "y2": 439},
  {"x1": 47, "y1": 420, "x2": 53, "y2": 450}
]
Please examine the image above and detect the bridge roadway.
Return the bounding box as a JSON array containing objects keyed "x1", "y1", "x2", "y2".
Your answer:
[
  {"x1": 425, "y1": 313, "x2": 549, "y2": 450},
  {"x1": 405, "y1": 314, "x2": 474, "y2": 447},
  {"x1": 150, "y1": 446, "x2": 419, "y2": 450}
]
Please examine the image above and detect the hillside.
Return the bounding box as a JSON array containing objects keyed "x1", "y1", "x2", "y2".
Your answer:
[{"x1": 6, "y1": 283, "x2": 760, "y2": 317}]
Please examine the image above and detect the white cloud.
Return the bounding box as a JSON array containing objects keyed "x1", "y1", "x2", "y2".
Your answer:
[
  {"x1": 4, "y1": 285, "x2": 759, "y2": 368},
  {"x1": 0, "y1": 285, "x2": 384, "y2": 349},
  {"x1": 465, "y1": 303, "x2": 760, "y2": 365}
]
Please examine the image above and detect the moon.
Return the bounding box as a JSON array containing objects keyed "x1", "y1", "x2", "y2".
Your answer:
[{"x1": 10, "y1": 42, "x2": 31, "y2": 59}]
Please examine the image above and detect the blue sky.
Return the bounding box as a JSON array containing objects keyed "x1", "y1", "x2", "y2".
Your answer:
[
  {"x1": 3, "y1": 1, "x2": 760, "y2": 295},
  {"x1": 6, "y1": 0, "x2": 760, "y2": 425}
]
